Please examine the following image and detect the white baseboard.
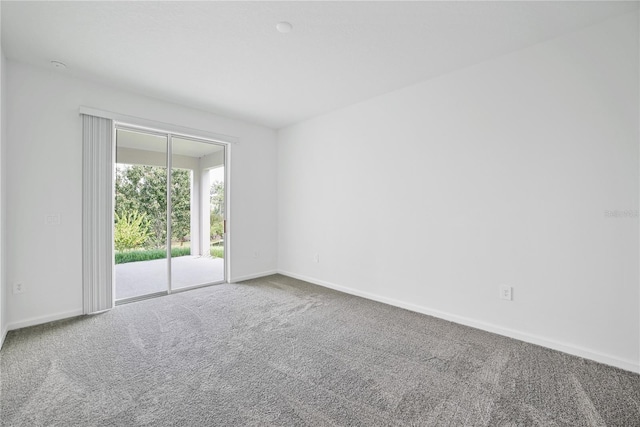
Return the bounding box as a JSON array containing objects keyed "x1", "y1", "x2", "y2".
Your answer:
[
  {"x1": 231, "y1": 270, "x2": 278, "y2": 283},
  {"x1": 278, "y1": 270, "x2": 640, "y2": 374},
  {"x1": 7, "y1": 309, "x2": 84, "y2": 332}
]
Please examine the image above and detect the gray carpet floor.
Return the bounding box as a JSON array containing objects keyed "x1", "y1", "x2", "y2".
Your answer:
[{"x1": 1, "y1": 274, "x2": 639, "y2": 426}]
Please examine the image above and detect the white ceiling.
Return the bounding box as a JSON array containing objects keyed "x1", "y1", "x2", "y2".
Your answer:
[{"x1": 2, "y1": 1, "x2": 638, "y2": 129}]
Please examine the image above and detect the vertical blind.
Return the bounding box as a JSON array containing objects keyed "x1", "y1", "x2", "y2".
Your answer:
[{"x1": 82, "y1": 114, "x2": 114, "y2": 314}]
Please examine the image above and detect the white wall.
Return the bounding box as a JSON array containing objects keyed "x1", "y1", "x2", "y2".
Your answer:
[
  {"x1": 6, "y1": 61, "x2": 278, "y2": 329},
  {"x1": 278, "y1": 12, "x2": 640, "y2": 372}
]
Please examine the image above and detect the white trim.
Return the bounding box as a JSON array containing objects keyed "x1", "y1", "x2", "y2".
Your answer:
[
  {"x1": 278, "y1": 270, "x2": 640, "y2": 374},
  {"x1": 79, "y1": 106, "x2": 239, "y2": 144},
  {"x1": 224, "y1": 144, "x2": 231, "y2": 283},
  {"x1": 231, "y1": 270, "x2": 278, "y2": 283},
  {"x1": 166, "y1": 134, "x2": 173, "y2": 293},
  {"x1": 0, "y1": 325, "x2": 7, "y2": 349},
  {"x1": 7, "y1": 309, "x2": 84, "y2": 332}
]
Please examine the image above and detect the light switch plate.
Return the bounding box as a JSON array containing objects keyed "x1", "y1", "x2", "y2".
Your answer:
[{"x1": 45, "y1": 213, "x2": 61, "y2": 226}]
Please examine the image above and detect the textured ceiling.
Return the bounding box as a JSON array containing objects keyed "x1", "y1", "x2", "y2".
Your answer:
[{"x1": 2, "y1": 1, "x2": 638, "y2": 129}]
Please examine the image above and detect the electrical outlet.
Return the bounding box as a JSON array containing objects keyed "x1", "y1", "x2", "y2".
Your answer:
[
  {"x1": 314, "y1": 253, "x2": 320, "y2": 263},
  {"x1": 499, "y1": 286, "x2": 512, "y2": 301},
  {"x1": 13, "y1": 283, "x2": 25, "y2": 294}
]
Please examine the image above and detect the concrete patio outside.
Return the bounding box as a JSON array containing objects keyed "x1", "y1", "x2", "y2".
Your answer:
[{"x1": 115, "y1": 256, "x2": 224, "y2": 300}]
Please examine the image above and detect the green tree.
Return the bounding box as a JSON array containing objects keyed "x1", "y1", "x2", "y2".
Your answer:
[
  {"x1": 210, "y1": 212, "x2": 223, "y2": 240},
  {"x1": 115, "y1": 165, "x2": 191, "y2": 249},
  {"x1": 171, "y1": 169, "x2": 191, "y2": 245},
  {"x1": 209, "y1": 180, "x2": 224, "y2": 241},
  {"x1": 210, "y1": 180, "x2": 224, "y2": 215}
]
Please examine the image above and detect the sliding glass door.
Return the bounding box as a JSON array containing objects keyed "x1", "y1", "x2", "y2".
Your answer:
[
  {"x1": 114, "y1": 126, "x2": 226, "y2": 302},
  {"x1": 170, "y1": 136, "x2": 225, "y2": 290},
  {"x1": 114, "y1": 128, "x2": 169, "y2": 300}
]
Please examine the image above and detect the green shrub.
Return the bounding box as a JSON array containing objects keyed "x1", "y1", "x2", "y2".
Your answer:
[
  {"x1": 114, "y1": 210, "x2": 152, "y2": 251},
  {"x1": 115, "y1": 247, "x2": 191, "y2": 264},
  {"x1": 210, "y1": 245, "x2": 224, "y2": 258},
  {"x1": 115, "y1": 245, "x2": 224, "y2": 264}
]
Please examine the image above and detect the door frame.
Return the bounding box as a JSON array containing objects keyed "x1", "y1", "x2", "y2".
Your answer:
[{"x1": 112, "y1": 121, "x2": 231, "y2": 304}]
